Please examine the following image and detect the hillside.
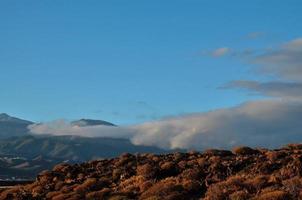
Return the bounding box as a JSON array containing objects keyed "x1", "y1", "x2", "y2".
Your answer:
[
  {"x1": 1, "y1": 144, "x2": 302, "y2": 199},
  {"x1": 0, "y1": 113, "x2": 33, "y2": 138},
  {"x1": 0, "y1": 155, "x2": 60, "y2": 180},
  {"x1": 0, "y1": 135, "x2": 166, "y2": 180},
  {"x1": 0, "y1": 135, "x2": 165, "y2": 161}
]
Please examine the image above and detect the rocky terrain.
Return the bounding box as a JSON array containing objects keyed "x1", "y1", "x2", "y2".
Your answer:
[{"x1": 1, "y1": 144, "x2": 302, "y2": 199}]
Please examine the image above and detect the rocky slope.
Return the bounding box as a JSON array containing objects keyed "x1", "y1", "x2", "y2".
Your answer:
[{"x1": 1, "y1": 144, "x2": 302, "y2": 199}]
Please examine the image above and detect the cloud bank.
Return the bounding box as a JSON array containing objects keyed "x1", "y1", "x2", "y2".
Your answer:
[
  {"x1": 29, "y1": 120, "x2": 133, "y2": 138},
  {"x1": 29, "y1": 38, "x2": 302, "y2": 150},
  {"x1": 29, "y1": 99, "x2": 302, "y2": 150},
  {"x1": 131, "y1": 100, "x2": 302, "y2": 149}
]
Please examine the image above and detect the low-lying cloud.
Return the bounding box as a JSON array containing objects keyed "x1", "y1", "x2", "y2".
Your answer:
[
  {"x1": 29, "y1": 120, "x2": 133, "y2": 138},
  {"x1": 29, "y1": 100, "x2": 302, "y2": 150},
  {"x1": 131, "y1": 99, "x2": 302, "y2": 149}
]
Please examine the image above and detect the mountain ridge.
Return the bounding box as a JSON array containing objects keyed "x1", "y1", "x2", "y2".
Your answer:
[{"x1": 0, "y1": 113, "x2": 34, "y2": 139}]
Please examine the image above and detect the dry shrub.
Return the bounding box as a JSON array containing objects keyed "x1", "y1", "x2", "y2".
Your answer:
[
  {"x1": 140, "y1": 178, "x2": 184, "y2": 199},
  {"x1": 197, "y1": 157, "x2": 207, "y2": 167},
  {"x1": 60, "y1": 185, "x2": 73, "y2": 193},
  {"x1": 0, "y1": 187, "x2": 20, "y2": 200},
  {"x1": 73, "y1": 178, "x2": 97, "y2": 193},
  {"x1": 204, "y1": 149, "x2": 233, "y2": 157},
  {"x1": 77, "y1": 173, "x2": 85, "y2": 181},
  {"x1": 45, "y1": 191, "x2": 61, "y2": 199},
  {"x1": 53, "y1": 163, "x2": 71, "y2": 172},
  {"x1": 54, "y1": 181, "x2": 64, "y2": 191},
  {"x1": 86, "y1": 188, "x2": 111, "y2": 199},
  {"x1": 285, "y1": 144, "x2": 302, "y2": 150},
  {"x1": 204, "y1": 176, "x2": 246, "y2": 200},
  {"x1": 181, "y1": 168, "x2": 201, "y2": 180},
  {"x1": 232, "y1": 146, "x2": 259, "y2": 155},
  {"x1": 282, "y1": 177, "x2": 302, "y2": 197},
  {"x1": 137, "y1": 163, "x2": 157, "y2": 178},
  {"x1": 151, "y1": 155, "x2": 160, "y2": 162},
  {"x1": 177, "y1": 160, "x2": 187, "y2": 169},
  {"x1": 255, "y1": 190, "x2": 291, "y2": 200},
  {"x1": 173, "y1": 152, "x2": 184, "y2": 161},
  {"x1": 229, "y1": 191, "x2": 250, "y2": 200},
  {"x1": 118, "y1": 175, "x2": 146, "y2": 193},
  {"x1": 265, "y1": 151, "x2": 286, "y2": 162},
  {"x1": 31, "y1": 185, "x2": 44, "y2": 197},
  {"x1": 52, "y1": 193, "x2": 72, "y2": 200},
  {"x1": 181, "y1": 179, "x2": 200, "y2": 193},
  {"x1": 160, "y1": 161, "x2": 174, "y2": 171},
  {"x1": 37, "y1": 172, "x2": 53, "y2": 185},
  {"x1": 246, "y1": 175, "x2": 270, "y2": 192},
  {"x1": 108, "y1": 195, "x2": 129, "y2": 200},
  {"x1": 66, "y1": 195, "x2": 83, "y2": 200}
]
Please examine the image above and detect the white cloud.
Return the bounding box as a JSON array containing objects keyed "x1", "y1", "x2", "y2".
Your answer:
[
  {"x1": 246, "y1": 32, "x2": 265, "y2": 39},
  {"x1": 223, "y1": 80, "x2": 302, "y2": 99},
  {"x1": 211, "y1": 47, "x2": 230, "y2": 57}
]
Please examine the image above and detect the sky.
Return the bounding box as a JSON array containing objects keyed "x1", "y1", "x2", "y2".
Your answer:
[{"x1": 1, "y1": 0, "x2": 302, "y2": 127}]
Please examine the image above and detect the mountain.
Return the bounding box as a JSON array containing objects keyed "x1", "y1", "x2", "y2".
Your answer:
[
  {"x1": 0, "y1": 113, "x2": 33, "y2": 138},
  {"x1": 71, "y1": 118, "x2": 116, "y2": 127},
  {"x1": 2, "y1": 144, "x2": 302, "y2": 199}
]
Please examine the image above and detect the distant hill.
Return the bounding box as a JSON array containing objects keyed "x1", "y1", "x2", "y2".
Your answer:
[
  {"x1": 0, "y1": 135, "x2": 167, "y2": 179},
  {"x1": 71, "y1": 119, "x2": 116, "y2": 127},
  {"x1": 0, "y1": 113, "x2": 33, "y2": 138},
  {"x1": 0, "y1": 135, "x2": 166, "y2": 161},
  {"x1": 0, "y1": 154, "x2": 60, "y2": 180}
]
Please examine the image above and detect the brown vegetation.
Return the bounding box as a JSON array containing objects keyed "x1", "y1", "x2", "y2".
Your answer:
[{"x1": 1, "y1": 144, "x2": 302, "y2": 199}]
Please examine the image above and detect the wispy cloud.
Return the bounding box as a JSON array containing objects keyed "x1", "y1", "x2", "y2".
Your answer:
[
  {"x1": 210, "y1": 47, "x2": 231, "y2": 57},
  {"x1": 254, "y1": 38, "x2": 302, "y2": 81},
  {"x1": 223, "y1": 38, "x2": 302, "y2": 99},
  {"x1": 246, "y1": 31, "x2": 266, "y2": 39},
  {"x1": 223, "y1": 80, "x2": 302, "y2": 99}
]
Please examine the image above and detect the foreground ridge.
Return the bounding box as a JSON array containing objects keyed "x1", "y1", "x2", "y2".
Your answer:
[{"x1": 1, "y1": 144, "x2": 302, "y2": 200}]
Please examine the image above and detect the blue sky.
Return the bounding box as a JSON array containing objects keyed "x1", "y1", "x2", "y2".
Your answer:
[{"x1": 1, "y1": 0, "x2": 301, "y2": 124}]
